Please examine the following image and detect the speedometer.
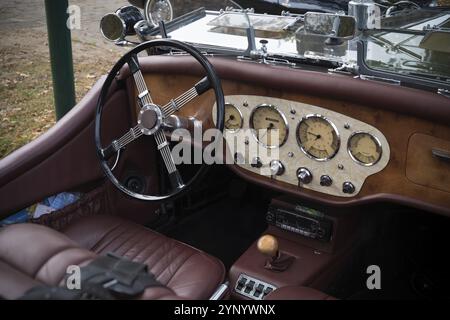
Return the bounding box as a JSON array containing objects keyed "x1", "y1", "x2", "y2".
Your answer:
[
  {"x1": 297, "y1": 115, "x2": 340, "y2": 161},
  {"x1": 250, "y1": 104, "x2": 288, "y2": 148}
]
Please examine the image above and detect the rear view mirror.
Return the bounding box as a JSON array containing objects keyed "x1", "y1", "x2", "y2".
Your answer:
[{"x1": 303, "y1": 12, "x2": 356, "y2": 40}]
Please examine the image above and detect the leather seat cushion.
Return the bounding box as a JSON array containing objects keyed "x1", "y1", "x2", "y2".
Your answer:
[
  {"x1": 61, "y1": 215, "x2": 225, "y2": 300},
  {"x1": 0, "y1": 223, "x2": 96, "y2": 299},
  {"x1": 0, "y1": 215, "x2": 225, "y2": 300},
  {"x1": 264, "y1": 285, "x2": 336, "y2": 300}
]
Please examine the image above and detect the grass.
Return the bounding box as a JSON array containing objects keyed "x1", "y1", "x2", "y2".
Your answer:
[
  {"x1": 0, "y1": 48, "x2": 119, "y2": 159},
  {"x1": 0, "y1": 56, "x2": 54, "y2": 157}
]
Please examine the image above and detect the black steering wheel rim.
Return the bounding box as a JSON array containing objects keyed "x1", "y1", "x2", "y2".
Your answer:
[{"x1": 95, "y1": 39, "x2": 225, "y2": 201}]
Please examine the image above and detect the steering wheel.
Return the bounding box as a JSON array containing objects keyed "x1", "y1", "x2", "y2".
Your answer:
[{"x1": 95, "y1": 39, "x2": 225, "y2": 201}]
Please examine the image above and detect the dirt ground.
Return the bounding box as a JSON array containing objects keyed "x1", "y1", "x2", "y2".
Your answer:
[
  {"x1": 0, "y1": 0, "x2": 228, "y2": 158},
  {"x1": 0, "y1": 0, "x2": 127, "y2": 158}
]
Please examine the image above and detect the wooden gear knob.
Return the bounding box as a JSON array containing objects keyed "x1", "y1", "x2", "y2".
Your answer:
[{"x1": 257, "y1": 234, "x2": 279, "y2": 258}]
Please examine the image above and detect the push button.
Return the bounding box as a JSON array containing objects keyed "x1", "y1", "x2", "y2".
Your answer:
[
  {"x1": 263, "y1": 287, "x2": 273, "y2": 297},
  {"x1": 254, "y1": 284, "x2": 264, "y2": 298},
  {"x1": 244, "y1": 280, "x2": 255, "y2": 294},
  {"x1": 236, "y1": 277, "x2": 247, "y2": 291}
]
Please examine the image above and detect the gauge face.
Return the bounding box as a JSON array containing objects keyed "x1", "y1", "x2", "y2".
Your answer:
[
  {"x1": 224, "y1": 104, "x2": 243, "y2": 132},
  {"x1": 250, "y1": 104, "x2": 288, "y2": 148},
  {"x1": 348, "y1": 132, "x2": 382, "y2": 166},
  {"x1": 297, "y1": 115, "x2": 340, "y2": 161}
]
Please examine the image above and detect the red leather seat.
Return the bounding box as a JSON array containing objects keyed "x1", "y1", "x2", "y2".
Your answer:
[{"x1": 0, "y1": 215, "x2": 225, "y2": 300}]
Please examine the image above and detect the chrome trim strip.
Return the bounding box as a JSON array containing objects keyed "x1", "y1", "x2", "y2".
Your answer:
[{"x1": 209, "y1": 282, "x2": 229, "y2": 300}]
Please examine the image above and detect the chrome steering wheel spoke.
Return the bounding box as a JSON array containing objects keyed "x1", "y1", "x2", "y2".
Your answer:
[
  {"x1": 128, "y1": 54, "x2": 154, "y2": 106},
  {"x1": 154, "y1": 130, "x2": 184, "y2": 189},
  {"x1": 101, "y1": 125, "x2": 143, "y2": 160},
  {"x1": 161, "y1": 77, "x2": 211, "y2": 118}
]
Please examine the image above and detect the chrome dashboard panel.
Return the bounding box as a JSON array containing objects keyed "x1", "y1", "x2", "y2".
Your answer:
[{"x1": 213, "y1": 95, "x2": 390, "y2": 197}]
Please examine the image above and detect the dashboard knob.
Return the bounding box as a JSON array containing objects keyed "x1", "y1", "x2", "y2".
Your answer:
[
  {"x1": 270, "y1": 160, "x2": 285, "y2": 176},
  {"x1": 251, "y1": 157, "x2": 263, "y2": 168},
  {"x1": 297, "y1": 167, "x2": 313, "y2": 184},
  {"x1": 343, "y1": 181, "x2": 356, "y2": 194},
  {"x1": 320, "y1": 175, "x2": 333, "y2": 187}
]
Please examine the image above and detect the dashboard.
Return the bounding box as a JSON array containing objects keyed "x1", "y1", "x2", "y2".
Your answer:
[
  {"x1": 214, "y1": 96, "x2": 390, "y2": 197},
  {"x1": 140, "y1": 56, "x2": 450, "y2": 215}
]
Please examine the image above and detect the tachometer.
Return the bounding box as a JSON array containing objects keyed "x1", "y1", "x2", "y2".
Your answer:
[
  {"x1": 224, "y1": 103, "x2": 243, "y2": 132},
  {"x1": 297, "y1": 115, "x2": 340, "y2": 161},
  {"x1": 348, "y1": 132, "x2": 382, "y2": 166},
  {"x1": 250, "y1": 104, "x2": 288, "y2": 148}
]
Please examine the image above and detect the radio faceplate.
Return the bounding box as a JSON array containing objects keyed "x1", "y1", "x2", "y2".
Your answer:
[{"x1": 266, "y1": 204, "x2": 333, "y2": 242}]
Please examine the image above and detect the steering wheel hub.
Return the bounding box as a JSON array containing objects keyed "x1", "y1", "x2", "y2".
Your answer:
[{"x1": 138, "y1": 104, "x2": 163, "y2": 135}]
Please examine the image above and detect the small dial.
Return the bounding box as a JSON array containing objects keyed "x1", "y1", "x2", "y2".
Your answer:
[
  {"x1": 250, "y1": 104, "x2": 288, "y2": 148},
  {"x1": 348, "y1": 132, "x2": 382, "y2": 166},
  {"x1": 297, "y1": 115, "x2": 340, "y2": 161},
  {"x1": 224, "y1": 103, "x2": 243, "y2": 132}
]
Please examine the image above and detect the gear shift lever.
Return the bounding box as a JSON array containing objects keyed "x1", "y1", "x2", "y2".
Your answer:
[
  {"x1": 257, "y1": 235, "x2": 294, "y2": 272},
  {"x1": 257, "y1": 234, "x2": 279, "y2": 260}
]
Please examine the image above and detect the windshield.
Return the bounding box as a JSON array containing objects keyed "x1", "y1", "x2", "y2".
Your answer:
[
  {"x1": 362, "y1": 7, "x2": 450, "y2": 88},
  {"x1": 131, "y1": 0, "x2": 450, "y2": 90}
]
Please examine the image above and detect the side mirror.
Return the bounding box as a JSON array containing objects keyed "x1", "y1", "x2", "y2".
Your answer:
[{"x1": 303, "y1": 12, "x2": 356, "y2": 40}]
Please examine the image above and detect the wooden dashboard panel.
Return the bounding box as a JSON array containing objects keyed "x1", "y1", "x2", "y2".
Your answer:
[
  {"x1": 142, "y1": 72, "x2": 450, "y2": 215},
  {"x1": 406, "y1": 133, "x2": 450, "y2": 193}
]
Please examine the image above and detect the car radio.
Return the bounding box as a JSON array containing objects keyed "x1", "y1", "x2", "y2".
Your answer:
[{"x1": 266, "y1": 204, "x2": 333, "y2": 242}]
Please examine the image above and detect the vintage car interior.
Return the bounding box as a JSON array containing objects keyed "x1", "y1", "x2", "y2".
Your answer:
[{"x1": 0, "y1": 1, "x2": 450, "y2": 300}]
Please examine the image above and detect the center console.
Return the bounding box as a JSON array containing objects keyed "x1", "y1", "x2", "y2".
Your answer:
[{"x1": 229, "y1": 196, "x2": 359, "y2": 300}]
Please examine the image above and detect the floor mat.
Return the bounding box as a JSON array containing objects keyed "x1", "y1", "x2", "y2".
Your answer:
[{"x1": 167, "y1": 195, "x2": 269, "y2": 269}]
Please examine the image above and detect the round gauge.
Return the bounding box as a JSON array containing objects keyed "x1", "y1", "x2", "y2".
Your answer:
[
  {"x1": 224, "y1": 103, "x2": 243, "y2": 132},
  {"x1": 250, "y1": 104, "x2": 288, "y2": 148},
  {"x1": 297, "y1": 115, "x2": 340, "y2": 161},
  {"x1": 348, "y1": 132, "x2": 382, "y2": 166}
]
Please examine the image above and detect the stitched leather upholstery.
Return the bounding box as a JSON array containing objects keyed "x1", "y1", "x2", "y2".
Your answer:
[
  {"x1": 0, "y1": 216, "x2": 225, "y2": 300},
  {"x1": 61, "y1": 215, "x2": 226, "y2": 300}
]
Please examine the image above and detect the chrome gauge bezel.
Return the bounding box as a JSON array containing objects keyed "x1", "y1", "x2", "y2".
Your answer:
[
  {"x1": 224, "y1": 103, "x2": 244, "y2": 133},
  {"x1": 296, "y1": 114, "x2": 341, "y2": 162},
  {"x1": 347, "y1": 131, "x2": 383, "y2": 167},
  {"x1": 249, "y1": 104, "x2": 289, "y2": 149}
]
